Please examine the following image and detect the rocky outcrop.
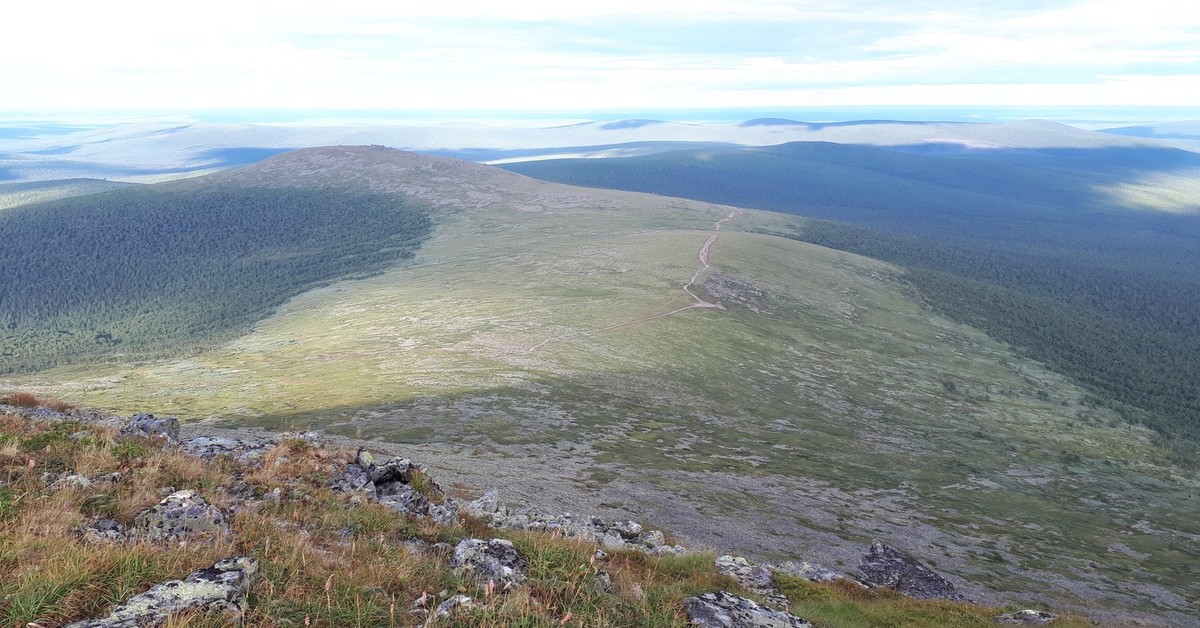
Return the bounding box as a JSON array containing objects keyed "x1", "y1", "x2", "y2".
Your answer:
[
  {"x1": 715, "y1": 556, "x2": 790, "y2": 609},
  {"x1": 683, "y1": 591, "x2": 812, "y2": 627},
  {"x1": 465, "y1": 489, "x2": 685, "y2": 556},
  {"x1": 131, "y1": 490, "x2": 229, "y2": 543},
  {"x1": 66, "y1": 556, "x2": 257, "y2": 627},
  {"x1": 332, "y1": 452, "x2": 460, "y2": 523},
  {"x1": 451, "y1": 538, "x2": 529, "y2": 589},
  {"x1": 120, "y1": 413, "x2": 179, "y2": 442},
  {"x1": 855, "y1": 541, "x2": 962, "y2": 601},
  {"x1": 995, "y1": 609, "x2": 1060, "y2": 624}
]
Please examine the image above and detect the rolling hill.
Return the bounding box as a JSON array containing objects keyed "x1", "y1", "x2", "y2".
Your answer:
[
  {"x1": 2, "y1": 147, "x2": 1198, "y2": 625},
  {"x1": 502, "y1": 141, "x2": 1200, "y2": 460}
]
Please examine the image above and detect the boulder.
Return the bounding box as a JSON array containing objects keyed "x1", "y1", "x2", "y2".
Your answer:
[
  {"x1": 369, "y1": 457, "x2": 415, "y2": 485},
  {"x1": 66, "y1": 556, "x2": 257, "y2": 627},
  {"x1": 378, "y1": 486, "x2": 431, "y2": 517},
  {"x1": 120, "y1": 413, "x2": 179, "y2": 442},
  {"x1": 855, "y1": 541, "x2": 962, "y2": 601},
  {"x1": 465, "y1": 489, "x2": 500, "y2": 516},
  {"x1": 131, "y1": 490, "x2": 229, "y2": 543},
  {"x1": 994, "y1": 609, "x2": 1060, "y2": 624},
  {"x1": 451, "y1": 538, "x2": 529, "y2": 589},
  {"x1": 715, "y1": 555, "x2": 790, "y2": 610},
  {"x1": 683, "y1": 591, "x2": 812, "y2": 627}
]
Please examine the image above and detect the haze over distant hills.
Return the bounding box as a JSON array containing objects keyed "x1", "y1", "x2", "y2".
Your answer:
[{"x1": 0, "y1": 117, "x2": 1185, "y2": 183}]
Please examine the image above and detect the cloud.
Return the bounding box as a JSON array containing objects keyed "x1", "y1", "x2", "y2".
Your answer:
[{"x1": 1, "y1": 1, "x2": 1196, "y2": 111}]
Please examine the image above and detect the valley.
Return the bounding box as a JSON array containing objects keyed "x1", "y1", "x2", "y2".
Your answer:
[{"x1": 4, "y1": 146, "x2": 1199, "y2": 625}]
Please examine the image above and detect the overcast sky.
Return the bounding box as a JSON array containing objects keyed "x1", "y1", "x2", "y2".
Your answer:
[{"x1": 4, "y1": 0, "x2": 1198, "y2": 114}]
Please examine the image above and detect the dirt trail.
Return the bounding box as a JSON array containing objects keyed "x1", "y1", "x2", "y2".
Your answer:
[{"x1": 526, "y1": 208, "x2": 742, "y2": 353}]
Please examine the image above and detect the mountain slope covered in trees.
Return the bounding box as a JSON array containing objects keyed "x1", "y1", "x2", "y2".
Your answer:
[{"x1": 0, "y1": 181, "x2": 431, "y2": 371}]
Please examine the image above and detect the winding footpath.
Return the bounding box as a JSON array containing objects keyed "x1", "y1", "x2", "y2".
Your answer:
[{"x1": 526, "y1": 208, "x2": 742, "y2": 353}]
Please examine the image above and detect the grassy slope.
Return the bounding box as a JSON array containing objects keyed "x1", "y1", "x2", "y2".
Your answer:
[
  {"x1": 3, "y1": 147, "x2": 1198, "y2": 624},
  {"x1": 1, "y1": 406, "x2": 1093, "y2": 627}
]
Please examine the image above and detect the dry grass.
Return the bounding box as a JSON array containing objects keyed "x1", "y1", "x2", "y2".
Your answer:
[
  {"x1": 0, "y1": 408, "x2": 1076, "y2": 627},
  {"x1": 1, "y1": 391, "x2": 76, "y2": 412}
]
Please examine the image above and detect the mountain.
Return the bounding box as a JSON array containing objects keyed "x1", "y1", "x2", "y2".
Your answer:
[{"x1": 2, "y1": 147, "x2": 1198, "y2": 625}]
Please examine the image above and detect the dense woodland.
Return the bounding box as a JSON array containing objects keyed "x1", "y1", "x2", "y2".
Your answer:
[
  {"x1": 506, "y1": 144, "x2": 1200, "y2": 462},
  {"x1": 0, "y1": 185, "x2": 431, "y2": 371}
]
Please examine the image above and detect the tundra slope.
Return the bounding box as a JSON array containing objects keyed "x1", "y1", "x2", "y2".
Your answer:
[{"x1": 5, "y1": 147, "x2": 1199, "y2": 626}]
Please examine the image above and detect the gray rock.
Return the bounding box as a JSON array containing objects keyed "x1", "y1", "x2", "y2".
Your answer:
[
  {"x1": 428, "y1": 501, "x2": 461, "y2": 526},
  {"x1": 770, "y1": 561, "x2": 843, "y2": 584},
  {"x1": 434, "y1": 594, "x2": 474, "y2": 617},
  {"x1": 638, "y1": 529, "x2": 666, "y2": 548},
  {"x1": 715, "y1": 556, "x2": 790, "y2": 610},
  {"x1": 611, "y1": 520, "x2": 643, "y2": 539},
  {"x1": 66, "y1": 556, "x2": 257, "y2": 627},
  {"x1": 595, "y1": 570, "x2": 616, "y2": 595},
  {"x1": 855, "y1": 541, "x2": 963, "y2": 601},
  {"x1": 994, "y1": 609, "x2": 1060, "y2": 624},
  {"x1": 120, "y1": 413, "x2": 179, "y2": 442},
  {"x1": 379, "y1": 486, "x2": 431, "y2": 518},
  {"x1": 356, "y1": 447, "x2": 375, "y2": 468},
  {"x1": 451, "y1": 538, "x2": 529, "y2": 589},
  {"x1": 601, "y1": 532, "x2": 627, "y2": 550},
  {"x1": 370, "y1": 457, "x2": 415, "y2": 485},
  {"x1": 81, "y1": 519, "x2": 127, "y2": 544},
  {"x1": 331, "y1": 463, "x2": 377, "y2": 499},
  {"x1": 131, "y1": 490, "x2": 229, "y2": 542},
  {"x1": 682, "y1": 591, "x2": 812, "y2": 627},
  {"x1": 178, "y1": 436, "x2": 244, "y2": 460},
  {"x1": 465, "y1": 489, "x2": 500, "y2": 516}
]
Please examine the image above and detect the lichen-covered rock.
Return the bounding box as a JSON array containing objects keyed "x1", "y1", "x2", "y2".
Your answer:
[
  {"x1": 81, "y1": 519, "x2": 127, "y2": 544},
  {"x1": 855, "y1": 541, "x2": 962, "y2": 601},
  {"x1": 451, "y1": 538, "x2": 529, "y2": 589},
  {"x1": 378, "y1": 486, "x2": 431, "y2": 517},
  {"x1": 994, "y1": 609, "x2": 1060, "y2": 624},
  {"x1": 131, "y1": 490, "x2": 229, "y2": 542},
  {"x1": 465, "y1": 489, "x2": 500, "y2": 516},
  {"x1": 120, "y1": 413, "x2": 179, "y2": 442},
  {"x1": 770, "y1": 561, "x2": 843, "y2": 583},
  {"x1": 66, "y1": 556, "x2": 257, "y2": 627},
  {"x1": 683, "y1": 591, "x2": 812, "y2": 627},
  {"x1": 434, "y1": 594, "x2": 474, "y2": 617},
  {"x1": 369, "y1": 456, "x2": 415, "y2": 485},
  {"x1": 331, "y1": 463, "x2": 377, "y2": 499},
  {"x1": 715, "y1": 556, "x2": 790, "y2": 610},
  {"x1": 429, "y1": 500, "x2": 461, "y2": 525}
]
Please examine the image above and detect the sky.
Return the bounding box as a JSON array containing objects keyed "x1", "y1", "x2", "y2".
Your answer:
[{"x1": 3, "y1": 0, "x2": 1198, "y2": 117}]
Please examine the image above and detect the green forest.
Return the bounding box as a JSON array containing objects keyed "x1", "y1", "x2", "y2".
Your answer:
[
  {"x1": 0, "y1": 185, "x2": 431, "y2": 372},
  {"x1": 505, "y1": 144, "x2": 1200, "y2": 462}
]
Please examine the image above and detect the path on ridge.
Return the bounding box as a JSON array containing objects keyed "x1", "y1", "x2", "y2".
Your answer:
[{"x1": 525, "y1": 208, "x2": 743, "y2": 353}]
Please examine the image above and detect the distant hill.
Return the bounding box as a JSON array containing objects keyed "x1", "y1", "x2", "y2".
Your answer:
[
  {"x1": 0, "y1": 157, "x2": 431, "y2": 371},
  {"x1": 502, "y1": 141, "x2": 1200, "y2": 455},
  {"x1": 1103, "y1": 119, "x2": 1200, "y2": 152},
  {"x1": 1, "y1": 118, "x2": 1173, "y2": 181}
]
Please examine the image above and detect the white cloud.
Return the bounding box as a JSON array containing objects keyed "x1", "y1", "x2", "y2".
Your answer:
[{"x1": 1, "y1": 1, "x2": 1197, "y2": 111}]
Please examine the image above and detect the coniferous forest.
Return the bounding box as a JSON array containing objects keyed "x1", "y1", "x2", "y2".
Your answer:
[{"x1": 0, "y1": 184, "x2": 431, "y2": 372}]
